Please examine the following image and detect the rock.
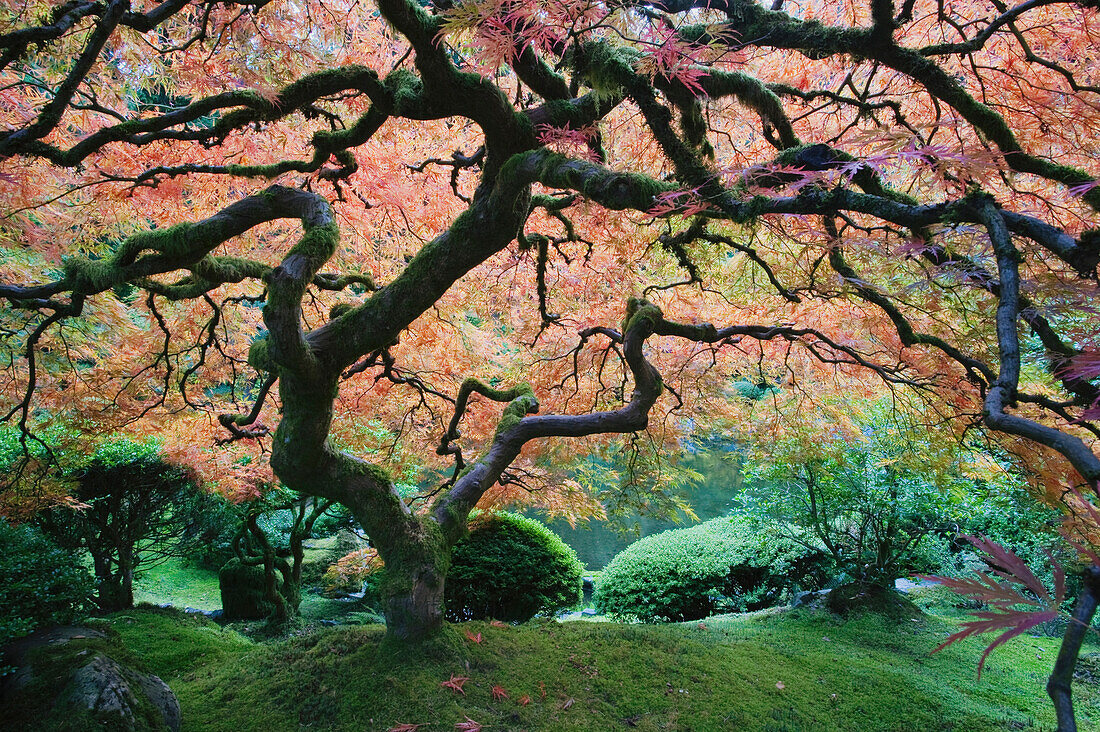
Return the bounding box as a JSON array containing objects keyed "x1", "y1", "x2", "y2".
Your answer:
[
  {"x1": 1, "y1": 627, "x2": 180, "y2": 732},
  {"x1": 133, "y1": 665, "x2": 182, "y2": 732},
  {"x1": 58, "y1": 653, "x2": 180, "y2": 731},
  {"x1": 790, "y1": 589, "x2": 831, "y2": 609}
]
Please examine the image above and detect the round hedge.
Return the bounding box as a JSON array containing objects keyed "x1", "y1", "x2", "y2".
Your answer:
[
  {"x1": 445, "y1": 513, "x2": 583, "y2": 622},
  {"x1": 0, "y1": 520, "x2": 94, "y2": 647},
  {"x1": 219, "y1": 558, "x2": 274, "y2": 620},
  {"x1": 593, "y1": 516, "x2": 827, "y2": 622}
]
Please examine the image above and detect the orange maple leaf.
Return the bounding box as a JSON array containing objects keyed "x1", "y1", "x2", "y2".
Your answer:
[
  {"x1": 491, "y1": 684, "x2": 508, "y2": 702},
  {"x1": 464, "y1": 629, "x2": 483, "y2": 644},
  {"x1": 517, "y1": 694, "x2": 531, "y2": 706},
  {"x1": 441, "y1": 674, "x2": 470, "y2": 695}
]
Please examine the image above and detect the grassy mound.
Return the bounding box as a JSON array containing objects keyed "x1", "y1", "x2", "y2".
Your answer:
[{"x1": 82, "y1": 606, "x2": 1100, "y2": 731}]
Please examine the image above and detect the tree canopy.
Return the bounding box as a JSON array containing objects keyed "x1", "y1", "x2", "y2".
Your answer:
[{"x1": 1, "y1": 0, "x2": 1098, "y2": 684}]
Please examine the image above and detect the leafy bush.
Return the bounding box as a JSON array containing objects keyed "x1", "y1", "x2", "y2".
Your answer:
[
  {"x1": 594, "y1": 516, "x2": 826, "y2": 622},
  {"x1": 39, "y1": 438, "x2": 222, "y2": 612},
  {"x1": 445, "y1": 513, "x2": 583, "y2": 622},
  {"x1": 0, "y1": 521, "x2": 94, "y2": 650},
  {"x1": 181, "y1": 495, "x2": 240, "y2": 571},
  {"x1": 323, "y1": 546, "x2": 384, "y2": 600}
]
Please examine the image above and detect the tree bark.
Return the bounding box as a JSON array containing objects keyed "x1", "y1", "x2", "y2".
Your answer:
[
  {"x1": 1048, "y1": 567, "x2": 1100, "y2": 732},
  {"x1": 381, "y1": 559, "x2": 447, "y2": 641}
]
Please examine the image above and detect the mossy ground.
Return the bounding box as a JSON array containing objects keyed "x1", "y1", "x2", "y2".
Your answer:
[
  {"x1": 133, "y1": 557, "x2": 222, "y2": 611},
  {"x1": 82, "y1": 602, "x2": 1098, "y2": 732}
]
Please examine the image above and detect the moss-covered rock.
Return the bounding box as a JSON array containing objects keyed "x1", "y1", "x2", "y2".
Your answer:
[{"x1": 0, "y1": 626, "x2": 179, "y2": 732}]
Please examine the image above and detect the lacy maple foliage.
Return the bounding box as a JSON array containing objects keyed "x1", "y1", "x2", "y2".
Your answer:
[{"x1": 1, "y1": 0, "x2": 1099, "y2": 706}]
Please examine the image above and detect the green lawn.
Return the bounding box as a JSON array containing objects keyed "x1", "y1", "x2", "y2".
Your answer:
[
  {"x1": 133, "y1": 557, "x2": 222, "y2": 611},
  {"x1": 77, "y1": 606, "x2": 1096, "y2": 732},
  {"x1": 85, "y1": 563, "x2": 1100, "y2": 731}
]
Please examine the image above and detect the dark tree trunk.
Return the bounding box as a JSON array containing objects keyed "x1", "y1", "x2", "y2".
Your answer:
[
  {"x1": 381, "y1": 561, "x2": 447, "y2": 641},
  {"x1": 119, "y1": 547, "x2": 134, "y2": 610},
  {"x1": 93, "y1": 552, "x2": 133, "y2": 613},
  {"x1": 1048, "y1": 567, "x2": 1100, "y2": 732}
]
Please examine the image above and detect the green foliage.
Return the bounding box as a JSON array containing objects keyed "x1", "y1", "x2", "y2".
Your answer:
[
  {"x1": 917, "y1": 479, "x2": 1075, "y2": 601},
  {"x1": 739, "y1": 416, "x2": 991, "y2": 593},
  {"x1": 445, "y1": 513, "x2": 583, "y2": 622},
  {"x1": 182, "y1": 495, "x2": 240, "y2": 571},
  {"x1": 594, "y1": 516, "x2": 827, "y2": 622},
  {"x1": 38, "y1": 438, "x2": 221, "y2": 612},
  {"x1": 0, "y1": 521, "x2": 94, "y2": 651}
]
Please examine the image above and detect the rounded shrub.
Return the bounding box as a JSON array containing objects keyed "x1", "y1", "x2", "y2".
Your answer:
[
  {"x1": 445, "y1": 513, "x2": 583, "y2": 622},
  {"x1": 0, "y1": 520, "x2": 94, "y2": 648},
  {"x1": 593, "y1": 516, "x2": 827, "y2": 622},
  {"x1": 218, "y1": 558, "x2": 273, "y2": 620}
]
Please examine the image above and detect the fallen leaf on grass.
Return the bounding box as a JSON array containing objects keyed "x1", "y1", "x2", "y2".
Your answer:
[
  {"x1": 562, "y1": 697, "x2": 574, "y2": 710},
  {"x1": 388, "y1": 724, "x2": 426, "y2": 732},
  {"x1": 441, "y1": 674, "x2": 470, "y2": 695},
  {"x1": 775, "y1": 681, "x2": 785, "y2": 690},
  {"x1": 517, "y1": 694, "x2": 531, "y2": 706},
  {"x1": 464, "y1": 629, "x2": 483, "y2": 644},
  {"x1": 491, "y1": 684, "x2": 508, "y2": 702},
  {"x1": 455, "y1": 716, "x2": 482, "y2": 731}
]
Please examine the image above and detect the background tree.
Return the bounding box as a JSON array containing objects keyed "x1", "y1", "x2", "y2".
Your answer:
[
  {"x1": 0, "y1": 1, "x2": 1098, "y2": 724},
  {"x1": 219, "y1": 487, "x2": 332, "y2": 622},
  {"x1": 39, "y1": 440, "x2": 220, "y2": 612},
  {"x1": 742, "y1": 407, "x2": 956, "y2": 587}
]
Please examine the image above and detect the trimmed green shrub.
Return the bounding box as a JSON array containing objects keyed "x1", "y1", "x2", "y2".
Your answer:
[
  {"x1": 594, "y1": 516, "x2": 827, "y2": 622},
  {"x1": 219, "y1": 558, "x2": 274, "y2": 620},
  {"x1": 445, "y1": 513, "x2": 583, "y2": 622},
  {"x1": 0, "y1": 520, "x2": 94, "y2": 650}
]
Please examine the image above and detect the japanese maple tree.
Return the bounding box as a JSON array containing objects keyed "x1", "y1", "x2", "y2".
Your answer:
[{"x1": 1, "y1": 0, "x2": 1099, "y2": 722}]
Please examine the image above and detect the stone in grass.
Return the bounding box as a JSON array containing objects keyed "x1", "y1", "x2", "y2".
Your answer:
[
  {"x1": 60, "y1": 652, "x2": 181, "y2": 732},
  {"x1": 2, "y1": 626, "x2": 180, "y2": 732}
]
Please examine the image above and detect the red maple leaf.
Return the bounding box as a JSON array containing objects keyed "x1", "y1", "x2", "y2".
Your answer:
[
  {"x1": 491, "y1": 684, "x2": 508, "y2": 702},
  {"x1": 924, "y1": 535, "x2": 1067, "y2": 677},
  {"x1": 441, "y1": 674, "x2": 470, "y2": 695},
  {"x1": 464, "y1": 629, "x2": 483, "y2": 644}
]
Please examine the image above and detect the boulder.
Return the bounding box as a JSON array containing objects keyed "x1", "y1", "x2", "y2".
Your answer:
[
  {"x1": 1, "y1": 626, "x2": 180, "y2": 732},
  {"x1": 59, "y1": 653, "x2": 181, "y2": 731}
]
